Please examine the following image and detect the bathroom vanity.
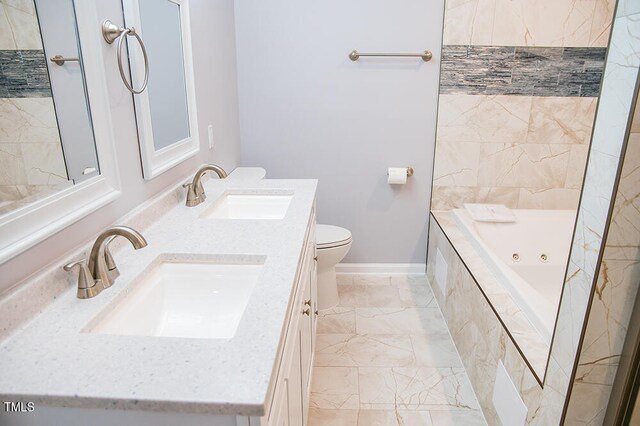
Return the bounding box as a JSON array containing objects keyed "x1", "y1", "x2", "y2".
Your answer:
[{"x1": 0, "y1": 174, "x2": 318, "y2": 426}]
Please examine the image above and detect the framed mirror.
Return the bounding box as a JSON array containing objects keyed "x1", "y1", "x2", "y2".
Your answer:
[
  {"x1": 0, "y1": 0, "x2": 120, "y2": 263},
  {"x1": 122, "y1": 0, "x2": 199, "y2": 180}
]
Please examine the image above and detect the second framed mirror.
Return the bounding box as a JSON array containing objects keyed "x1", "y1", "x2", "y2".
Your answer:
[{"x1": 123, "y1": 0, "x2": 199, "y2": 180}]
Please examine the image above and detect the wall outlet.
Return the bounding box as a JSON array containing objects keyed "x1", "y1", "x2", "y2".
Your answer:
[
  {"x1": 435, "y1": 248, "x2": 448, "y2": 296},
  {"x1": 493, "y1": 360, "x2": 528, "y2": 426},
  {"x1": 207, "y1": 124, "x2": 214, "y2": 149}
]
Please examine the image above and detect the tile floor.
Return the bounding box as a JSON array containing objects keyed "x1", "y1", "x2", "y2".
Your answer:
[{"x1": 308, "y1": 274, "x2": 486, "y2": 426}]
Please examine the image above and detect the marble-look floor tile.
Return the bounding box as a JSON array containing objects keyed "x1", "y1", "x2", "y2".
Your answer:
[
  {"x1": 352, "y1": 275, "x2": 393, "y2": 286},
  {"x1": 317, "y1": 307, "x2": 356, "y2": 334},
  {"x1": 410, "y1": 334, "x2": 462, "y2": 368},
  {"x1": 338, "y1": 284, "x2": 402, "y2": 308},
  {"x1": 356, "y1": 409, "x2": 433, "y2": 426},
  {"x1": 315, "y1": 334, "x2": 415, "y2": 367},
  {"x1": 392, "y1": 276, "x2": 436, "y2": 308},
  {"x1": 336, "y1": 274, "x2": 353, "y2": 286},
  {"x1": 429, "y1": 410, "x2": 487, "y2": 425},
  {"x1": 310, "y1": 367, "x2": 359, "y2": 409},
  {"x1": 308, "y1": 409, "x2": 359, "y2": 426},
  {"x1": 358, "y1": 367, "x2": 480, "y2": 411},
  {"x1": 355, "y1": 308, "x2": 449, "y2": 335}
]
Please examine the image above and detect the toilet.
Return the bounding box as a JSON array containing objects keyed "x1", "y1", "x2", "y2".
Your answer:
[{"x1": 315, "y1": 224, "x2": 352, "y2": 310}]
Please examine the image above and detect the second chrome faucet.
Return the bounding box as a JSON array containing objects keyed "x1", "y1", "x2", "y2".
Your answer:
[
  {"x1": 183, "y1": 164, "x2": 227, "y2": 207},
  {"x1": 64, "y1": 226, "x2": 148, "y2": 299}
]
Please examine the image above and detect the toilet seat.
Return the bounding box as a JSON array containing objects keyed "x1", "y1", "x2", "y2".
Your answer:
[{"x1": 316, "y1": 224, "x2": 352, "y2": 249}]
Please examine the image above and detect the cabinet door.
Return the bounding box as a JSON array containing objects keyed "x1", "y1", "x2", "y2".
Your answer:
[
  {"x1": 271, "y1": 381, "x2": 289, "y2": 426},
  {"x1": 299, "y1": 272, "x2": 313, "y2": 426},
  {"x1": 288, "y1": 335, "x2": 304, "y2": 426}
]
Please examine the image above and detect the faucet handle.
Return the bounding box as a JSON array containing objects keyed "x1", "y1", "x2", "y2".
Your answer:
[
  {"x1": 183, "y1": 182, "x2": 201, "y2": 207},
  {"x1": 63, "y1": 259, "x2": 101, "y2": 299}
]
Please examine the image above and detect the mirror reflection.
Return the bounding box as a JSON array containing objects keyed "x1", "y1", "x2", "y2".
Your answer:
[
  {"x1": 430, "y1": 0, "x2": 615, "y2": 376},
  {"x1": 0, "y1": 0, "x2": 99, "y2": 216},
  {"x1": 138, "y1": 0, "x2": 190, "y2": 151}
]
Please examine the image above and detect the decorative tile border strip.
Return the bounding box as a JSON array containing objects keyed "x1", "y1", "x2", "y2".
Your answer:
[
  {"x1": 440, "y1": 45, "x2": 606, "y2": 97},
  {"x1": 0, "y1": 50, "x2": 51, "y2": 98}
]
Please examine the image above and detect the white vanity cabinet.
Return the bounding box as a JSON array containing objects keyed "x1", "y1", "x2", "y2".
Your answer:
[
  {"x1": 0, "y1": 181, "x2": 319, "y2": 426},
  {"x1": 262, "y1": 215, "x2": 317, "y2": 426}
]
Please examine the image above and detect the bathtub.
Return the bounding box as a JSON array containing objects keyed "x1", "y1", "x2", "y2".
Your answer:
[{"x1": 452, "y1": 208, "x2": 576, "y2": 344}]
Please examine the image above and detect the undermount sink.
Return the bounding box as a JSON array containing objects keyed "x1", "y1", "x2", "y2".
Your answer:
[
  {"x1": 201, "y1": 190, "x2": 293, "y2": 220},
  {"x1": 87, "y1": 258, "x2": 264, "y2": 339}
]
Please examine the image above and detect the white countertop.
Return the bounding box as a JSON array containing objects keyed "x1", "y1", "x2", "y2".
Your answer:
[{"x1": 0, "y1": 177, "x2": 317, "y2": 416}]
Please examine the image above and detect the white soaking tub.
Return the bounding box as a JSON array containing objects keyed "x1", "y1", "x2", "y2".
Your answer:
[{"x1": 453, "y1": 208, "x2": 576, "y2": 344}]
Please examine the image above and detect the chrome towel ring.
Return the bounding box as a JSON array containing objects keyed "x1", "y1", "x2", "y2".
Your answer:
[{"x1": 101, "y1": 20, "x2": 149, "y2": 94}]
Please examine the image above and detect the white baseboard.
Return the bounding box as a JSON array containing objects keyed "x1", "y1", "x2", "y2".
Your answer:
[{"x1": 335, "y1": 263, "x2": 426, "y2": 275}]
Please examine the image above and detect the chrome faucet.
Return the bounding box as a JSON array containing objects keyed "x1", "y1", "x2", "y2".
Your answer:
[
  {"x1": 63, "y1": 226, "x2": 148, "y2": 299},
  {"x1": 183, "y1": 164, "x2": 227, "y2": 207}
]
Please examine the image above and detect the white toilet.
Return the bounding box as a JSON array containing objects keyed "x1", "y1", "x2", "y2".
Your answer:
[{"x1": 315, "y1": 224, "x2": 352, "y2": 310}]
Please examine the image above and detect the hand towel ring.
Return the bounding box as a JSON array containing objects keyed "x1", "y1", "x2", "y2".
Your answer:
[{"x1": 101, "y1": 20, "x2": 149, "y2": 94}]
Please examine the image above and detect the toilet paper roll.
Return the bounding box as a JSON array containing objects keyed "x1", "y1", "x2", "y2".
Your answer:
[{"x1": 387, "y1": 168, "x2": 408, "y2": 185}]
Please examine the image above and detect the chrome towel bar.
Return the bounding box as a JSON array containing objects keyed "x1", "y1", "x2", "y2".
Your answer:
[
  {"x1": 49, "y1": 55, "x2": 79, "y2": 66},
  {"x1": 349, "y1": 50, "x2": 433, "y2": 62}
]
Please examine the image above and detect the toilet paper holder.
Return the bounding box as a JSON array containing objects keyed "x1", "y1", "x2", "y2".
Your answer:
[{"x1": 387, "y1": 167, "x2": 414, "y2": 177}]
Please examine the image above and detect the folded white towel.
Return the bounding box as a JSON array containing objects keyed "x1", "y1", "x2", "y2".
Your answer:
[{"x1": 464, "y1": 203, "x2": 516, "y2": 223}]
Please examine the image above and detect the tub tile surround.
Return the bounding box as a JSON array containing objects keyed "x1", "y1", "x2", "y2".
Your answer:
[
  {"x1": 0, "y1": 0, "x2": 43, "y2": 50},
  {"x1": 432, "y1": 94, "x2": 597, "y2": 210},
  {"x1": 440, "y1": 46, "x2": 606, "y2": 97},
  {"x1": 433, "y1": 0, "x2": 614, "y2": 212},
  {"x1": 442, "y1": 0, "x2": 616, "y2": 47},
  {"x1": 0, "y1": 171, "x2": 318, "y2": 415},
  {"x1": 426, "y1": 216, "x2": 565, "y2": 425},
  {"x1": 0, "y1": 0, "x2": 71, "y2": 211},
  {"x1": 427, "y1": 2, "x2": 640, "y2": 424},
  {"x1": 429, "y1": 212, "x2": 549, "y2": 378},
  {"x1": 309, "y1": 274, "x2": 487, "y2": 425}
]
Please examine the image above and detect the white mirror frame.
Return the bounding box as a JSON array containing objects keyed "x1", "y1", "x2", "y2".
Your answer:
[
  {"x1": 124, "y1": 0, "x2": 200, "y2": 180},
  {"x1": 0, "y1": 1, "x2": 121, "y2": 264}
]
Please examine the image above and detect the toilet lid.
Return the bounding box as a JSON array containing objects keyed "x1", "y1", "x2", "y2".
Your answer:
[{"x1": 316, "y1": 224, "x2": 352, "y2": 249}]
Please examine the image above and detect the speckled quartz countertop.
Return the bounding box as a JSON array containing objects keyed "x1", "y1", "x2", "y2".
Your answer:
[{"x1": 0, "y1": 177, "x2": 317, "y2": 416}]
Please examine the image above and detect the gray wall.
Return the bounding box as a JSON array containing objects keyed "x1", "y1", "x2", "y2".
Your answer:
[
  {"x1": 0, "y1": 0, "x2": 242, "y2": 292},
  {"x1": 234, "y1": 0, "x2": 443, "y2": 264}
]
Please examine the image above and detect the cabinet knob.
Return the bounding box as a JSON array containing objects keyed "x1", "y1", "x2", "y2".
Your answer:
[
  {"x1": 315, "y1": 310, "x2": 318, "y2": 316},
  {"x1": 304, "y1": 299, "x2": 311, "y2": 306},
  {"x1": 303, "y1": 308, "x2": 311, "y2": 316},
  {"x1": 314, "y1": 256, "x2": 318, "y2": 261}
]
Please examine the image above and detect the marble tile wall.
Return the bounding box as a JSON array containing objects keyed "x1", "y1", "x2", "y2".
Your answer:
[
  {"x1": 0, "y1": 0, "x2": 69, "y2": 210},
  {"x1": 426, "y1": 216, "x2": 564, "y2": 425},
  {"x1": 432, "y1": 0, "x2": 615, "y2": 211},
  {"x1": 442, "y1": 0, "x2": 616, "y2": 47},
  {"x1": 563, "y1": 41, "x2": 640, "y2": 426},
  {"x1": 432, "y1": 94, "x2": 596, "y2": 210},
  {"x1": 428, "y1": 2, "x2": 640, "y2": 424},
  {"x1": 440, "y1": 46, "x2": 606, "y2": 97}
]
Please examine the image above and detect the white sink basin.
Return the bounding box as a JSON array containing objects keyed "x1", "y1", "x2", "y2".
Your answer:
[
  {"x1": 202, "y1": 191, "x2": 293, "y2": 220},
  {"x1": 88, "y1": 260, "x2": 264, "y2": 339}
]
